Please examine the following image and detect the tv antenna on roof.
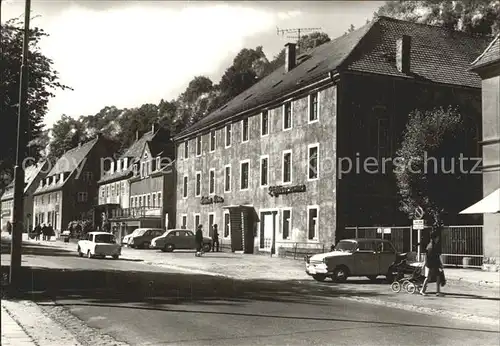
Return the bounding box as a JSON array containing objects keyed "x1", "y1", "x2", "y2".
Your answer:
[{"x1": 277, "y1": 27, "x2": 322, "y2": 53}]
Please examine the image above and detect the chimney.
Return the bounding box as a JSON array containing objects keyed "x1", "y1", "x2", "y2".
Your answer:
[
  {"x1": 151, "y1": 123, "x2": 156, "y2": 134},
  {"x1": 285, "y1": 43, "x2": 296, "y2": 72},
  {"x1": 136, "y1": 131, "x2": 139, "y2": 141},
  {"x1": 396, "y1": 35, "x2": 411, "y2": 74}
]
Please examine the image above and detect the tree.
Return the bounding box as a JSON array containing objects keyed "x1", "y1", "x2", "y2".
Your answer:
[
  {"x1": 376, "y1": 0, "x2": 500, "y2": 35},
  {"x1": 0, "y1": 18, "x2": 71, "y2": 193},
  {"x1": 394, "y1": 107, "x2": 465, "y2": 226},
  {"x1": 344, "y1": 24, "x2": 356, "y2": 35},
  {"x1": 48, "y1": 115, "x2": 88, "y2": 161}
]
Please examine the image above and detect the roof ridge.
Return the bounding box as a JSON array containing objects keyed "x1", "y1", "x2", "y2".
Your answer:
[{"x1": 471, "y1": 33, "x2": 500, "y2": 66}]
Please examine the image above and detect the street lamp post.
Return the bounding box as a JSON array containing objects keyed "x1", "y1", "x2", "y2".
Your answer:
[{"x1": 10, "y1": 0, "x2": 31, "y2": 292}]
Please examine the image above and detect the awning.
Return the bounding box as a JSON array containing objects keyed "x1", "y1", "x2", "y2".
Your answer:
[{"x1": 459, "y1": 188, "x2": 500, "y2": 214}]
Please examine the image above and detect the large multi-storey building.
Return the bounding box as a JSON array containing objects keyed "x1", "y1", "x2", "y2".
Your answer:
[
  {"x1": 100, "y1": 125, "x2": 176, "y2": 240},
  {"x1": 32, "y1": 134, "x2": 119, "y2": 234},
  {"x1": 174, "y1": 17, "x2": 488, "y2": 254},
  {"x1": 1, "y1": 161, "x2": 49, "y2": 232}
]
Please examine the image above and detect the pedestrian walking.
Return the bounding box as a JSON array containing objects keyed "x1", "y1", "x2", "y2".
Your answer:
[
  {"x1": 34, "y1": 224, "x2": 41, "y2": 241},
  {"x1": 195, "y1": 224, "x2": 203, "y2": 257},
  {"x1": 41, "y1": 224, "x2": 48, "y2": 241},
  {"x1": 420, "y1": 230, "x2": 444, "y2": 296},
  {"x1": 212, "y1": 224, "x2": 220, "y2": 252}
]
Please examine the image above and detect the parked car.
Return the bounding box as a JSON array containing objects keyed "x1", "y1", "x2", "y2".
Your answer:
[
  {"x1": 77, "y1": 232, "x2": 121, "y2": 259},
  {"x1": 150, "y1": 229, "x2": 212, "y2": 252},
  {"x1": 122, "y1": 228, "x2": 164, "y2": 249},
  {"x1": 305, "y1": 238, "x2": 399, "y2": 283}
]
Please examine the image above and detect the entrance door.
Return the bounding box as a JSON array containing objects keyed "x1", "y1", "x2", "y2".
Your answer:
[
  {"x1": 260, "y1": 212, "x2": 274, "y2": 251},
  {"x1": 208, "y1": 214, "x2": 215, "y2": 238}
]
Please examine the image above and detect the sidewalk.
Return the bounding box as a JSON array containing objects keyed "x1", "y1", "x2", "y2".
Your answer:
[{"x1": 1, "y1": 299, "x2": 82, "y2": 346}]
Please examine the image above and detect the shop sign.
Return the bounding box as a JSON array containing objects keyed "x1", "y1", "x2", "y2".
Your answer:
[
  {"x1": 201, "y1": 195, "x2": 225, "y2": 205},
  {"x1": 268, "y1": 184, "x2": 306, "y2": 197}
]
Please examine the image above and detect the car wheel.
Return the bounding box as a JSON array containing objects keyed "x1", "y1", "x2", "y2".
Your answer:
[
  {"x1": 164, "y1": 243, "x2": 174, "y2": 252},
  {"x1": 112, "y1": 254, "x2": 119, "y2": 260},
  {"x1": 77, "y1": 246, "x2": 83, "y2": 257},
  {"x1": 367, "y1": 275, "x2": 378, "y2": 282},
  {"x1": 332, "y1": 266, "x2": 349, "y2": 283},
  {"x1": 87, "y1": 250, "x2": 93, "y2": 259},
  {"x1": 203, "y1": 243, "x2": 211, "y2": 252},
  {"x1": 312, "y1": 274, "x2": 327, "y2": 282}
]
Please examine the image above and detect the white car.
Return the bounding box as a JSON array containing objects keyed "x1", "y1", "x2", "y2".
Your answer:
[{"x1": 77, "y1": 232, "x2": 121, "y2": 259}]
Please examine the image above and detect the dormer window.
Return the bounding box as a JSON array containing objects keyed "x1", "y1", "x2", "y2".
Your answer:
[
  {"x1": 46, "y1": 177, "x2": 50, "y2": 185},
  {"x1": 110, "y1": 161, "x2": 115, "y2": 174},
  {"x1": 117, "y1": 160, "x2": 121, "y2": 172},
  {"x1": 156, "y1": 157, "x2": 161, "y2": 171},
  {"x1": 39, "y1": 180, "x2": 43, "y2": 188},
  {"x1": 123, "y1": 157, "x2": 128, "y2": 169},
  {"x1": 60, "y1": 172, "x2": 64, "y2": 182},
  {"x1": 133, "y1": 164, "x2": 138, "y2": 176}
]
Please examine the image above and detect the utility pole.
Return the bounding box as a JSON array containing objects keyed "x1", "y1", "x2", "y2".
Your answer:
[
  {"x1": 10, "y1": 0, "x2": 31, "y2": 293},
  {"x1": 276, "y1": 27, "x2": 322, "y2": 54}
]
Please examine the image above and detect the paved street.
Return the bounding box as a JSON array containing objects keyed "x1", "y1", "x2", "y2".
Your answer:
[{"x1": 1, "y1": 241, "x2": 499, "y2": 346}]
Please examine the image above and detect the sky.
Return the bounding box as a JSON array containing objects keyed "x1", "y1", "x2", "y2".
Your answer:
[{"x1": 2, "y1": 0, "x2": 384, "y2": 128}]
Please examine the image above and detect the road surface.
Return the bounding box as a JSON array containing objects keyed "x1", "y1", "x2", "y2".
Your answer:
[{"x1": 1, "y1": 241, "x2": 499, "y2": 346}]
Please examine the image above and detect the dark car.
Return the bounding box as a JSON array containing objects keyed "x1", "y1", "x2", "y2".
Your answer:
[{"x1": 122, "y1": 228, "x2": 164, "y2": 249}]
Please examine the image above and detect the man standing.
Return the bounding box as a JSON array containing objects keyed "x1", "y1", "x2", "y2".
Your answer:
[
  {"x1": 34, "y1": 224, "x2": 41, "y2": 241},
  {"x1": 420, "y1": 230, "x2": 443, "y2": 296},
  {"x1": 212, "y1": 224, "x2": 220, "y2": 252},
  {"x1": 195, "y1": 224, "x2": 203, "y2": 257}
]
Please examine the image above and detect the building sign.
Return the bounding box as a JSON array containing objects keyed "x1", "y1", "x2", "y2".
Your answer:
[
  {"x1": 201, "y1": 195, "x2": 225, "y2": 205},
  {"x1": 1, "y1": 209, "x2": 11, "y2": 217},
  {"x1": 268, "y1": 184, "x2": 306, "y2": 197}
]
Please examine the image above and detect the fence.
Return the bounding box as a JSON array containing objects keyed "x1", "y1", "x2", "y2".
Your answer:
[
  {"x1": 218, "y1": 238, "x2": 326, "y2": 259},
  {"x1": 343, "y1": 225, "x2": 484, "y2": 268}
]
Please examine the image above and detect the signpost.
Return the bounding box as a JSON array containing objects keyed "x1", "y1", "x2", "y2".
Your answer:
[{"x1": 413, "y1": 206, "x2": 425, "y2": 261}]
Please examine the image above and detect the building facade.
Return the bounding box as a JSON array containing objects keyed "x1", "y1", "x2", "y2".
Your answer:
[
  {"x1": 469, "y1": 34, "x2": 500, "y2": 267},
  {"x1": 32, "y1": 134, "x2": 119, "y2": 235},
  {"x1": 101, "y1": 126, "x2": 176, "y2": 240},
  {"x1": 0, "y1": 161, "x2": 49, "y2": 232},
  {"x1": 174, "y1": 17, "x2": 489, "y2": 254}
]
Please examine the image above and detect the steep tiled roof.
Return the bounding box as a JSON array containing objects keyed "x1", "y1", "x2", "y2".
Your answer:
[
  {"x1": 34, "y1": 137, "x2": 99, "y2": 194},
  {"x1": 470, "y1": 34, "x2": 500, "y2": 69},
  {"x1": 346, "y1": 17, "x2": 491, "y2": 88},
  {"x1": 1, "y1": 161, "x2": 48, "y2": 201},
  {"x1": 120, "y1": 131, "x2": 155, "y2": 159},
  {"x1": 175, "y1": 16, "x2": 490, "y2": 139}
]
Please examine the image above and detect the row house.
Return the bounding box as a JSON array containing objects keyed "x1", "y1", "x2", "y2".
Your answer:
[
  {"x1": 173, "y1": 16, "x2": 488, "y2": 254},
  {"x1": 461, "y1": 34, "x2": 500, "y2": 268},
  {"x1": 32, "y1": 134, "x2": 119, "y2": 235},
  {"x1": 98, "y1": 125, "x2": 175, "y2": 241},
  {"x1": 1, "y1": 161, "x2": 49, "y2": 232}
]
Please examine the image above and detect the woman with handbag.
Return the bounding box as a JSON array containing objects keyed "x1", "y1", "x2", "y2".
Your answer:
[{"x1": 420, "y1": 230, "x2": 444, "y2": 296}]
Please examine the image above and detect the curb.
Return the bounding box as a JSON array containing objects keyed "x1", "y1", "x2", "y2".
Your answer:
[{"x1": 341, "y1": 295, "x2": 500, "y2": 327}]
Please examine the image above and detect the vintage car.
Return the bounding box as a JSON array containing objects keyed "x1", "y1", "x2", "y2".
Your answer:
[
  {"x1": 305, "y1": 238, "x2": 399, "y2": 282},
  {"x1": 150, "y1": 229, "x2": 212, "y2": 252},
  {"x1": 77, "y1": 232, "x2": 121, "y2": 259},
  {"x1": 122, "y1": 228, "x2": 164, "y2": 249}
]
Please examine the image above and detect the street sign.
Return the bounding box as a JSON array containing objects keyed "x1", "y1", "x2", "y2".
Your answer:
[
  {"x1": 414, "y1": 206, "x2": 424, "y2": 219},
  {"x1": 413, "y1": 219, "x2": 424, "y2": 230}
]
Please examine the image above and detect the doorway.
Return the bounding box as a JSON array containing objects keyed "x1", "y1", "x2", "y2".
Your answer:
[{"x1": 260, "y1": 210, "x2": 277, "y2": 251}]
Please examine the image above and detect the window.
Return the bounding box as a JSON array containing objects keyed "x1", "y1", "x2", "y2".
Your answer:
[
  {"x1": 308, "y1": 92, "x2": 319, "y2": 123},
  {"x1": 194, "y1": 213, "x2": 200, "y2": 229},
  {"x1": 210, "y1": 130, "x2": 216, "y2": 152},
  {"x1": 152, "y1": 193, "x2": 157, "y2": 207},
  {"x1": 157, "y1": 192, "x2": 162, "y2": 207},
  {"x1": 282, "y1": 150, "x2": 292, "y2": 184},
  {"x1": 83, "y1": 171, "x2": 92, "y2": 182},
  {"x1": 307, "y1": 206, "x2": 319, "y2": 240},
  {"x1": 282, "y1": 209, "x2": 291, "y2": 240},
  {"x1": 261, "y1": 110, "x2": 269, "y2": 136},
  {"x1": 147, "y1": 195, "x2": 151, "y2": 207},
  {"x1": 196, "y1": 135, "x2": 202, "y2": 156},
  {"x1": 224, "y1": 211, "x2": 230, "y2": 238},
  {"x1": 77, "y1": 192, "x2": 88, "y2": 202},
  {"x1": 283, "y1": 101, "x2": 292, "y2": 130},
  {"x1": 181, "y1": 214, "x2": 187, "y2": 229},
  {"x1": 225, "y1": 124, "x2": 232, "y2": 148},
  {"x1": 156, "y1": 157, "x2": 161, "y2": 171},
  {"x1": 260, "y1": 155, "x2": 269, "y2": 187},
  {"x1": 184, "y1": 141, "x2": 189, "y2": 159},
  {"x1": 224, "y1": 165, "x2": 231, "y2": 192},
  {"x1": 195, "y1": 171, "x2": 202, "y2": 197},
  {"x1": 308, "y1": 144, "x2": 319, "y2": 180},
  {"x1": 208, "y1": 213, "x2": 215, "y2": 237},
  {"x1": 48, "y1": 194, "x2": 51, "y2": 203},
  {"x1": 241, "y1": 118, "x2": 249, "y2": 142},
  {"x1": 209, "y1": 168, "x2": 215, "y2": 195},
  {"x1": 183, "y1": 175, "x2": 188, "y2": 198},
  {"x1": 240, "y1": 160, "x2": 249, "y2": 190}
]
